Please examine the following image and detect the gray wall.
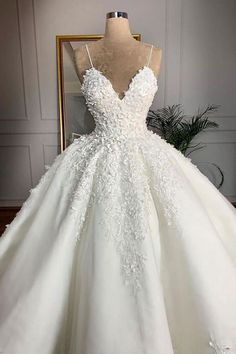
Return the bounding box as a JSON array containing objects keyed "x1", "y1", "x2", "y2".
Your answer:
[{"x1": 0, "y1": 0, "x2": 235, "y2": 206}]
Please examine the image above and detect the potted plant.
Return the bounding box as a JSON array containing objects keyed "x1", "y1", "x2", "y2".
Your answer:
[{"x1": 146, "y1": 104, "x2": 224, "y2": 188}]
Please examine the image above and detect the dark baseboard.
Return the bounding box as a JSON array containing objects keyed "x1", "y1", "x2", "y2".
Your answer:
[{"x1": 0, "y1": 207, "x2": 20, "y2": 236}]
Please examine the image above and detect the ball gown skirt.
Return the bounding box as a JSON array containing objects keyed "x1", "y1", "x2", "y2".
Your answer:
[{"x1": 0, "y1": 63, "x2": 236, "y2": 354}]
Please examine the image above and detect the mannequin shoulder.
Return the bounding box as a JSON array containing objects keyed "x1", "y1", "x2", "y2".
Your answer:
[
  {"x1": 142, "y1": 42, "x2": 162, "y2": 65},
  {"x1": 73, "y1": 45, "x2": 87, "y2": 63},
  {"x1": 143, "y1": 42, "x2": 162, "y2": 55},
  {"x1": 143, "y1": 42, "x2": 162, "y2": 77},
  {"x1": 153, "y1": 45, "x2": 162, "y2": 64},
  {"x1": 152, "y1": 45, "x2": 162, "y2": 65},
  {"x1": 73, "y1": 44, "x2": 95, "y2": 73}
]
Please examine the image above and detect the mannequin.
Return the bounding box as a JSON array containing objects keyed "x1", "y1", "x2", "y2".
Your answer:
[{"x1": 74, "y1": 11, "x2": 162, "y2": 99}]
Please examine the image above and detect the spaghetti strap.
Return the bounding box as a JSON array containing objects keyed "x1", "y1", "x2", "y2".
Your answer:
[
  {"x1": 146, "y1": 44, "x2": 153, "y2": 67},
  {"x1": 85, "y1": 44, "x2": 94, "y2": 68}
]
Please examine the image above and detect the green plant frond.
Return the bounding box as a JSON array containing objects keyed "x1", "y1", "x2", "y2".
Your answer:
[
  {"x1": 146, "y1": 103, "x2": 224, "y2": 188},
  {"x1": 185, "y1": 143, "x2": 206, "y2": 156},
  {"x1": 147, "y1": 104, "x2": 220, "y2": 145},
  {"x1": 196, "y1": 104, "x2": 220, "y2": 117},
  {"x1": 146, "y1": 104, "x2": 224, "y2": 188},
  {"x1": 211, "y1": 163, "x2": 225, "y2": 188}
]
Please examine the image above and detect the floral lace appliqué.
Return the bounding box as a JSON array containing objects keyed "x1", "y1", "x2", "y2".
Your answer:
[{"x1": 209, "y1": 335, "x2": 232, "y2": 354}]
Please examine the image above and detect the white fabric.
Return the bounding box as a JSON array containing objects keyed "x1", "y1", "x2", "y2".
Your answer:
[{"x1": 0, "y1": 63, "x2": 236, "y2": 354}]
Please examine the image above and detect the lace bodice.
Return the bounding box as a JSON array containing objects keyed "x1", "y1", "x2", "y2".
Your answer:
[{"x1": 80, "y1": 44, "x2": 158, "y2": 140}]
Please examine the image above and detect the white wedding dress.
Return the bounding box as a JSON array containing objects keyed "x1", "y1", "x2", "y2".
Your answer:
[{"x1": 0, "y1": 43, "x2": 236, "y2": 354}]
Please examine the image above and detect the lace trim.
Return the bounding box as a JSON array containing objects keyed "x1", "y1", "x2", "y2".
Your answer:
[
  {"x1": 172, "y1": 336, "x2": 233, "y2": 354},
  {"x1": 209, "y1": 335, "x2": 232, "y2": 354}
]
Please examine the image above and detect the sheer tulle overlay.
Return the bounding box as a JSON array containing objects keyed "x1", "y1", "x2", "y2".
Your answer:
[{"x1": 0, "y1": 55, "x2": 236, "y2": 354}]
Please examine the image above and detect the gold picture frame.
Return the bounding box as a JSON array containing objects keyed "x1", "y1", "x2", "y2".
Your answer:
[{"x1": 56, "y1": 34, "x2": 142, "y2": 152}]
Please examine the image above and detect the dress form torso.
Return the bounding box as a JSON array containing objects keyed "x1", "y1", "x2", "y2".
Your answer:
[
  {"x1": 74, "y1": 33, "x2": 162, "y2": 97},
  {"x1": 82, "y1": 43, "x2": 155, "y2": 99}
]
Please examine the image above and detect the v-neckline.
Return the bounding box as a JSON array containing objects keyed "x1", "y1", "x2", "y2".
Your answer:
[{"x1": 81, "y1": 65, "x2": 157, "y2": 102}]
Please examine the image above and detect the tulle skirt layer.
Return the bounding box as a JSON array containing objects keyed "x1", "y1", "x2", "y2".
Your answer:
[{"x1": 0, "y1": 130, "x2": 236, "y2": 354}]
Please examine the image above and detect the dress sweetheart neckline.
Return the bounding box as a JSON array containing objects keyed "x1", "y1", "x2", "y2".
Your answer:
[{"x1": 81, "y1": 65, "x2": 158, "y2": 102}]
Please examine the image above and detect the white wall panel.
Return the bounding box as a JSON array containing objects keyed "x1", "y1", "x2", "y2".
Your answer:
[
  {"x1": 0, "y1": 145, "x2": 32, "y2": 202},
  {"x1": 0, "y1": 0, "x2": 27, "y2": 120},
  {"x1": 180, "y1": 0, "x2": 236, "y2": 116}
]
